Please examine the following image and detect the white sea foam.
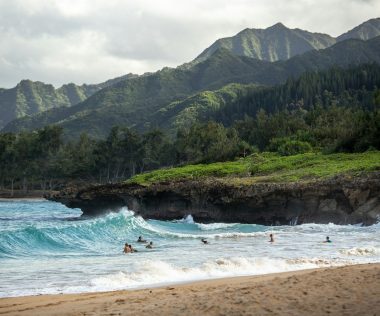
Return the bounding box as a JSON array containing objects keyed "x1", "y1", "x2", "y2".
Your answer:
[
  {"x1": 176, "y1": 214, "x2": 195, "y2": 224},
  {"x1": 89, "y1": 257, "x2": 335, "y2": 292},
  {"x1": 196, "y1": 222, "x2": 238, "y2": 230},
  {"x1": 139, "y1": 222, "x2": 267, "y2": 239},
  {"x1": 340, "y1": 247, "x2": 380, "y2": 256}
]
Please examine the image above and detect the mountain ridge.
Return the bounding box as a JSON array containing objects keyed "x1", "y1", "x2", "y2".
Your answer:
[
  {"x1": 193, "y1": 18, "x2": 380, "y2": 64},
  {"x1": 3, "y1": 36, "x2": 380, "y2": 139},
  {"x1": 0, "y1": 73, "x2": 137, "y2": 129},
  {"x1": 2, "y1": 18, "x2": 380, "y2": 137}
]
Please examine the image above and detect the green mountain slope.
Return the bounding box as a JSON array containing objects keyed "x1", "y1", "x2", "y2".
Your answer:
[
  {"x1": 337, "y1": 18, "x2": 380, "y2": 41},
  {"x1": 147, "y1": 36, "x2": 380, "y2": 134},
  {"x1": 154, "y1": 83, "x2": 259, "y2": 134},
  {"x1": 193, "y1": 18, "x2": 380, "y2": 64},
  {"x1": 0, "y1": 73, "x2": 137, "y2": 129},
  {"x1": 3, "y1": 36, "x2": 380, "y2": 139},
  {"x1": 205, "y1": 63, "x2": 380, "y2": 126},
  {"x1": 2, "y1": 50, "x2": 277, "y2": 138},
  {"x1": 194, "y1": 23, "x2": 336, "y2": 63}
]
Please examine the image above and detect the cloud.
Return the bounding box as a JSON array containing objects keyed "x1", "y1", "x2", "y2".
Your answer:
[{"x1": 0, "y1": 0, "x2": 378, "y2": 88}]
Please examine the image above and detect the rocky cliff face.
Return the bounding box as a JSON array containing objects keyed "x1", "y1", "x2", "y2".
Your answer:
[{"x1": 48, "y1": 172, "x2": 380, "y2": 225}]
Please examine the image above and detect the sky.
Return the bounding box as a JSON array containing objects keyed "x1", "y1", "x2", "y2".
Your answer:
[{"x1": 0, "y1": 0, "x2": 379, "y2": 88}]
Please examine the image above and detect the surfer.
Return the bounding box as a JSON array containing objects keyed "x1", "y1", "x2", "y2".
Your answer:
[
  {"x1": 324, "y1": 236, "x2": 332, "y2": 243},
  {"x1": 146, "y1": 241, "x2": 153, "y2": 249},
  {"x1": 201, "y1": 238, "x2": 209, "y2": 244},
  {"x1": 137, "y1": 236, "x2": 147, "y2": 243},
  {"x1": 269, "y1": 234, "x2": 274, "y2": 243}
]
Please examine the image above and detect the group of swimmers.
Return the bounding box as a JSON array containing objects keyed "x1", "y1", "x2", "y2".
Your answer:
[
  {"x1": 123, "y1": 236, "x2": 154, "y2": 253},
  {"x1": 268, "y1": 234, "x2": 331, "y2": 243},
  {"x1": 124, "y1": 234, "x2": 332, "y2": 253}
]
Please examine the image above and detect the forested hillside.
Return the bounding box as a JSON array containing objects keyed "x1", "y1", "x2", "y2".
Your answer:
[
  {"x1": 0, "y1": 64, "x2": 379, "y2": 193},
  {"x1": 0, "y1": 73, "x2": 137, "y2": 130},
  {"x1": 4, "y1": 36, "x2": 380, "y2": 139},
  {"x1": 2, "y1": 18, "x2": 379, "y2": 136}
]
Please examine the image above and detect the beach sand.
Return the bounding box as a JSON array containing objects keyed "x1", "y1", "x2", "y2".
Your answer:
[{"x1": 0, "y1": 264, "x2": 379, "y2": 316}]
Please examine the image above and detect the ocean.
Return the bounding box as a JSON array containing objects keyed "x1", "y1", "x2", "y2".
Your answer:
[{"x1": 0, "y1": 200, "x2": 379, "y2": 298}]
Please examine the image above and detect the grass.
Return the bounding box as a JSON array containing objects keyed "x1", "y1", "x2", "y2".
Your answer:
[
  {"x1": 251, "y1": 151, "x2": 380, "y2": 182},
  {"x1": 127, "y1": 151, "x2": 380, "y2": 186},
  {"x1": 128, "y1": 160, "x2": 250, "y2": 185}
]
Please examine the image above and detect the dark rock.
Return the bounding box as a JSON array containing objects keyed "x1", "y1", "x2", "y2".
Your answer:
[{"x1": 47, "y1": 172, "x2": 380, "y2": 225}]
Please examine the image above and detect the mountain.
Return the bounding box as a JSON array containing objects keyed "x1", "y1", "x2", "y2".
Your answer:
[
  {"x1": 193, "y1": 18, "x2": 380, "y2": 64},
  {"x1": 2, "y1": 50, "x2": 280, "y2": 138},
  {"x1": 337, "y1": 18, "x2": 380, "y2": 41},
  {"x1": 155, "y1": 83, "x2": 259, "y2": 134},
  {"x1": 0, "y1": 73, "x2": 137, "y2": 129},
  {"x1": 4, "y1": 36, "x2": 380, "y2": 138},
  {"x1": 206, "y1": 63, "x2": 380, "y2": 126},
  {"x1": 2, "y1": 18, "x2": 379, "y2": 132},
  {"x1": 194, "y1": 23, "x2": 336, "y2": 63}
]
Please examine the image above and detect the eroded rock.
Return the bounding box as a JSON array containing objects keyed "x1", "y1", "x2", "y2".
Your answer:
[{"x1": 47, "y1": 172, "x2": 380, "y2": 225}]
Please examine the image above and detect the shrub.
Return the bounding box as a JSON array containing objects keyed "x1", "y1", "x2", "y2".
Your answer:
[{"x1": 268, "y1": 137, "x2": 313, "y2": 156}]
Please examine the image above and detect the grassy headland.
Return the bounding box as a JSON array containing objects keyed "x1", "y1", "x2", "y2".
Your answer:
[{"x1": 127, "y1": 151, "x2": 380, "y2": 186}]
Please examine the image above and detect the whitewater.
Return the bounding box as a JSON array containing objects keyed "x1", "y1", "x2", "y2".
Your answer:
[{"x1": 0, "y1": 200, "x2": 379, "y2": 298}]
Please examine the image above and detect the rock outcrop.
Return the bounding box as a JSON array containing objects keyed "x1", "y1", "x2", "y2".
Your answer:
[{"x1": 48, "y1": 172, "x2": 380, "y2": 225}]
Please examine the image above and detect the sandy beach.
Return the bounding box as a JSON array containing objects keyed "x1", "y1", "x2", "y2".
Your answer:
[{"x1": 0, "y1": 263, "x2": 379, "y2": 316}]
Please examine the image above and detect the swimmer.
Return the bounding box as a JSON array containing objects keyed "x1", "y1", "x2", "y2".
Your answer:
[
  {"x1": 323, "y1": 236, "x2": 332, "y2": 243},
  {"x1": 146, "y1": 241, "x2": 153, "y2": 249},
  {"x1": 269, "y1": 234, "x2": 274, "y2": 243},
  {"x1": 137, "y1": 236, "x2": 147, "y2": 243},
  {"x1": 123, "y1": 243, "x2": 132, "y2": 253},
  {"x1": 201, "y1": 238, "x2": 209, "y2": 244}
]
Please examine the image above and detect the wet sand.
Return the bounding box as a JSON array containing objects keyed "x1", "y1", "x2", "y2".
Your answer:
[{"x1": 0, "y1": 264, "x2": 379, "y2": 316}]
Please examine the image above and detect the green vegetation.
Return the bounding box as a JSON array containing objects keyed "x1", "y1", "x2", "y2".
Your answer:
[
  {"x1": 128, "y1": 151, "x2": 380, "y2": 186},
  {"x1": 4, "y1": 36, "x2": 380, "y2": 139},
  {"x1": 1, "y1": 64, "x2": 380, "y2": 192},
  {"x1": 194, "y1": 18, "x2": 380, "y2": 64},
  {"x1": 0, "y1": 74, "x2": 136, "y2": 130},
  {"x1": 157, "y1": 83, "x2": 258, "y2": 134},
  {"x1": 128, "y1": 160, "x2": 249, "y2": 185},
  {"x1": 194, "y1": 23, "x2": 335, "y2": 63},
  {"x1": 249, "y1": 151, "x2": 380, "y2": 182}
]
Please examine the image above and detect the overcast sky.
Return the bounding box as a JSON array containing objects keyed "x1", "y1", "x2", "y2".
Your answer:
[{"x1": 0, "y1": 0, "x2": 378, "y2": 88}]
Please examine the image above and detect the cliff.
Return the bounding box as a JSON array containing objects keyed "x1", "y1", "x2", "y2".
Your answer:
[{"x1": 48, "y1": 172, "x2": 380, "y2": 225}]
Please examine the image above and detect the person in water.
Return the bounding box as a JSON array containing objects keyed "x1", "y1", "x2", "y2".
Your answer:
[
  {"x1": 324, "y1": 236, "x2": 332, "y2": 243},
  {"x1": 201, "y1": 238, "x2": 209, "y2": 244},
  {"x1": 269, "y1": 234, "x2": 274, "y2": 243},
  {"x1": 123, "y1": 243, "x2": 132, "y2": 253},
  {"x1": 146, "y1": 241, "x2": 153, "y2": 249},
  {"x1": 137, "y1": 236, "x2": 147, "y2": 243},
  {"x1": 124, "y1": 243, "x2": 138, "y2": 253}
]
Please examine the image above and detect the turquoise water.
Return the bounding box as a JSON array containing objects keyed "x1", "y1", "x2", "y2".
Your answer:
[{"x1": 0, "y1": 200, "x2": 379, "y2": 297}]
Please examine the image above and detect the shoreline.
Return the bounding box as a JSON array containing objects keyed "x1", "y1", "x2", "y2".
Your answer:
[
  {"x1": 50, "y1": 171, "x2": 380, "y2": 225},
  {"x1": 1, "y1": 263, "x2": 379, "y2": 315},
  {"x1": 0, "y1": 189, "x2": 57, "y2": 200},
  {"x1": 0, "y1": 197, "x2": 46, "y2": 201}
]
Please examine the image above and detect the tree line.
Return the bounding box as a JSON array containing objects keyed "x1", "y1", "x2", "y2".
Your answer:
[{"x1": 0, "y1": 64, "x2": 379, "y2": 193}]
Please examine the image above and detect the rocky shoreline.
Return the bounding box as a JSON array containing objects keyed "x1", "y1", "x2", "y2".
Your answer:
[{"x1": 48, "y1": 172, "x2": 380, "y2": 225}]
